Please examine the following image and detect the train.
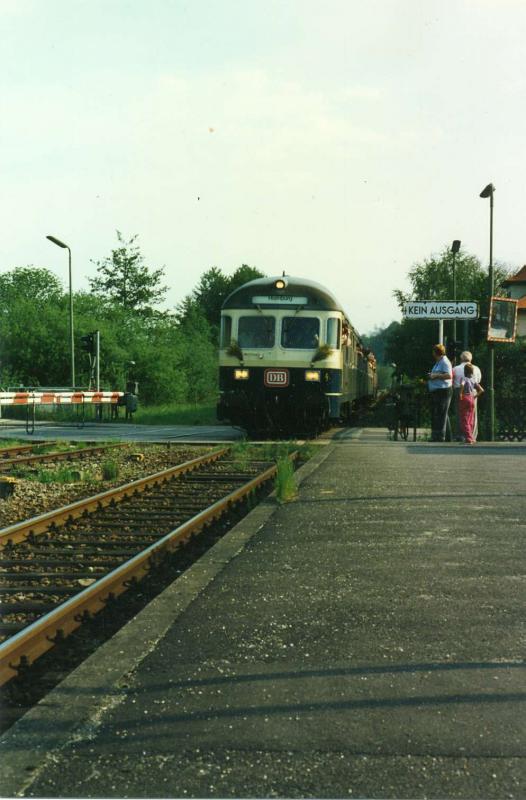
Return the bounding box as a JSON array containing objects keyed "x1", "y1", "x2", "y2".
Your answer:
[{"x1": 217, "y1": 275, "x2": 377, "y2": 435}]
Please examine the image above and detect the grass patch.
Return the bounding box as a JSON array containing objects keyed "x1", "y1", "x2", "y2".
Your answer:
[
  {"x1": 129, "y1": 403, "x2": 218, "y2": 426},
  {"x1": 101, "y1": 460, "x2": 119, "y2": 481},
  {"x1": 228, "y1": 440, "x2": 317, "y2": 472},
  {"x1": 25, "y1": 466, "x2": 89, "y2": 484},
  {"x1": 0, "y1": 438, "x2": 30, "y2": 448},
  {"x1": 274, "y1": 457, "x2": 298, "y2": 503}
]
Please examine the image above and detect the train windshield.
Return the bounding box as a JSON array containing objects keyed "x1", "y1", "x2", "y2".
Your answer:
[
  {"x1": 281, "y1": 317, "x2": 320, "y2": 349},
  {"x1": 238, "y1": 316, "x2": 275, "y2": 348}
]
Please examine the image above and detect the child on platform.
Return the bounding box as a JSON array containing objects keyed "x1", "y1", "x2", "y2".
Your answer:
[{"x1": 459, "y1": 363, "x2": 484, "y2": 444}]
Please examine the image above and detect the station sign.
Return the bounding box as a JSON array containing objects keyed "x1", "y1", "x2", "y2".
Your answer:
[
  {"x1": 403, "y1": 301, "x2": 478, "y2": 320},
  {"x1": 252, "y1": 295, "x2": 308, "y2": 305}
]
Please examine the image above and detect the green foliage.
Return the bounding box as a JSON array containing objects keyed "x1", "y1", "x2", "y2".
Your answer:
[
  {"x1": 0, "y1": 271, "x2": 73, "y2": 387},
  {"x1": 102, "y1": 460, "x2": 119, "y2": 481},
  {"x1": 131, "y1": 403, "x2": 217, "y2": 426},
  {"x1": 311, "y1": 344, "x2": 333, "y2": 362},
  {"x1": 89, "y1": 231, "x2": 168, "y2": 315},
  {"x1": 0, "y1": 266, "x2": 63, "y2": 305},
  {"x1": 226, "y1": 340, "x2": 244, "y2": 361},
  {"x1": 28, "y1": 466, "x2": 86, "y2": 484},
  {"x1": 274, "y1": 457, "x2": 298, "y2": 503},
  {"x1": 386, "y1": 246, "x2": 514, "y2": 382},
  {"x1": 362, "y1": 321, "x2": 399, "y2": 365},
  {"x1": 494, "y1": 339, "x2": 526, "y2": 400},
  {"x1": 178, "y1": 264, "x2": 265, "y2": 342}
]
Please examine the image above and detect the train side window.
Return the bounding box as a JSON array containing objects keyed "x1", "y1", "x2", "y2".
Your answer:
[
  {"x1": 350, "y1": 337, "x2": 356, "y2": 366},
  {"x1": 220, "y1": 315, "x2": 232, "y2": 348},
  {"x1": 238, "y1": 316, "x2": 275, "y2": 348},
  {"x1": 281, "y1": 317, "x2": 320, "y2": 349},
  {"x1": 327, "y1": 318, "x2": 341, "y2": 349},
  {"x1": 346, "y1": 340, "x2": 352, "y2": 365}
]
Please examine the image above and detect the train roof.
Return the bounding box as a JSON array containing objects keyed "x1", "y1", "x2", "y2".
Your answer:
[{"x1": 222, "y1": 276, "x2": 343, "y2": 312}]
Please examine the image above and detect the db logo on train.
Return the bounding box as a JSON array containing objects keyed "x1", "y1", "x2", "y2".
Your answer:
[{"x1": 264, "y1": 368, "x2": 289, "y2": 387}]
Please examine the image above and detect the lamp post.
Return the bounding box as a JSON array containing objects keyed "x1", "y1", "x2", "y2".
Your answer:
[
  {"x1": 451, "y1": 239, "x2": 461, "y2": 352},
  {"x1": 479, "y1": 182, "x2": 495, "y2": 441},
  {"x1": 47, "y1": 235, "x2": 75, "y2": 388}
]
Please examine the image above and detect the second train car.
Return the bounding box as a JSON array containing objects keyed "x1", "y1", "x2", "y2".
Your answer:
[{"x1": 217, "y1": 275, "x2": 376, "y2": 435}]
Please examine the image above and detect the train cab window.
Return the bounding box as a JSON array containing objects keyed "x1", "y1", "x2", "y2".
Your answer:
[
  {"x1": 238, "y1": 316, "x2": 275, "y2": 348},
  {"x1": 220, "y1": 315, "x2": 232, "y2": 348},
  {"x1": 281, "y1": 317, "x2": 320, "y2": 349},
  {"x1": 327, "y1": 318, "x2": 341, "y2": 349}
]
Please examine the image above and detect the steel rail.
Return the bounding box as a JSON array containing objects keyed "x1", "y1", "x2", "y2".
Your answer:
[
  {"x1": 0, "y1": 448, "x2": 227, "y2": 547},
  {"x1": 0, "y1": 442, "x2": 129, "y2": 472},
  {"x1": 0, "y1": 452, "x2": 295, "y2": 685},
  {"x1": 0, "y1": 443, "x2": 48, "y2": 458}
]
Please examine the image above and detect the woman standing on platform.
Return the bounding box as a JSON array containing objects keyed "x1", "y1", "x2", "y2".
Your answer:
[
  {"x1": 459, "y1": 363, "x2": 484, "y2": 444},
  {"x1": 428, "y1": 344, "x2": 453, "y2": 442}
]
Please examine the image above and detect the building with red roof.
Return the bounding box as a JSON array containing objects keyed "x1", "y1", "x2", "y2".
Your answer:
[{"x1": 502, "y1": 266, "x2": 526, "y2": 337}]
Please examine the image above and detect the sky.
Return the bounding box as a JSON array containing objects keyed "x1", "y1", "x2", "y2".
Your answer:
[{"x1": 1, "y1": 0, "x2": 525, "y2": 335}]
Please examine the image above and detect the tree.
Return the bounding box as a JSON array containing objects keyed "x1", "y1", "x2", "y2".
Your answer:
[
  {"x1": 178, "y1": 264, "x2": 265, "y2": 341},
  {"x1": 0, "y1": 267, "x2": 71, "y2": 388},
  {"x1": 0, "y1": 266, "x2": 63, "y2": 305},
  {"x1": 387, "y1": 246, "x2": 512, "y2": 380},
  {"x1": 89, "y1": 232, "x2": 168, "y2": 314}
]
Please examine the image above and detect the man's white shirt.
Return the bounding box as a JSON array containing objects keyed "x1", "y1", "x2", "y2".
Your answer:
[{"x1": 452, "y1": 363, "x2": 482, "y2": 388}]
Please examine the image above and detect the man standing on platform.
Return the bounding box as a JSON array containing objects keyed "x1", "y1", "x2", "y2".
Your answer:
[
  {"x1": 452, "y1": 351, "x2": 482, "y2": 441},
  {"x1": 428, "y1": 344, "x2": 453, "y2": 442}
]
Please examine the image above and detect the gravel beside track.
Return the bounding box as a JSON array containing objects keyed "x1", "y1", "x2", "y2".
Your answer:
[
  {"x1": 0, "y1": 443, "x2": 212, "y2": 528},
  {"x1": 0, "y1": 445, "x2": 291, "y2": 733}
]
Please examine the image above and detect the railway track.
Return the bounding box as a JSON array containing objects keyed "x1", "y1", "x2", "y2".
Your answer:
[
  {"x1": 0, "y1": 441, "x2": 127, "y2": 472},
  {"x1": 0, "y1": 442, "x2": 48, "y2": 459},
  {"x1": 0, "y1": 446, "x2": 294, "y2": 687}
]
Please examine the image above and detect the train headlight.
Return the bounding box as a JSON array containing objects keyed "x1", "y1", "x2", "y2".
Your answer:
[
  {"x1": 305, "y1": 370, "x2": 321, "y2": 382},
  {"x1": 274, "y1": 278, "x2": 287, "y2": 289},
  {"x1": 234, "y1": 368, "x2": 250, "y2": 380}
]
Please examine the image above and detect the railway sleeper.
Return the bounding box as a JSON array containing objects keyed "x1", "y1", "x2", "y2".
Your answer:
[
  {"x1": 1, "y1": 601, "x2": 57, "y2": 614},
  {"x1": 0, "y1": 586, "x2": 82, "y2": 595},
  {"x1": 1, "y1": 570, "x2": 107, "y2": 580},
  {"x1": 40, "y1": 537, "x2": 159, "y2": 548},
  {"x1": 0, "y1": 557, "x2": 123, "y2": 566},
  {"x1": 0, "y1": 623, "x2": 27, "y2": 635},
  {"x1": 0, "y1": 550, "x2": 137, "y2": 561},
  {"x1": 85, "y1": 510, "x2": 202, "y2": 521}
]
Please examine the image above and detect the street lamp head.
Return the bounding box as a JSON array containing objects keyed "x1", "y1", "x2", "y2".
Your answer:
[
  {"x1": 451, "y1": 240, "x2": 461, "y2": 253},
  {"x1": 46, "y1": 235, "x2": 69, "y2": 249},
  {"x1": 479, "y1": 183, "x2": 495, "y2": 199}
]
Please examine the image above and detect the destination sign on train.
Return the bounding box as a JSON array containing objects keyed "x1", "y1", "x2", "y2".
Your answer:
[
  {"x1": 403, "y1": 302, "x2": 478, "y2": 319},
  {"x1": 252, "y1": 295, "x2": 309, "y2": 305}
]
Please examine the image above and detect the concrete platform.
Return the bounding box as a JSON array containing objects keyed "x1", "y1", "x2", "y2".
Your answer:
[{"x1": 0, "y1": 428, "x2": 525, "y2": 798}]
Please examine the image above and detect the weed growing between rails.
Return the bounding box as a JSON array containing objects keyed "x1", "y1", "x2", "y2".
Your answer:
[
  {"x1": 229, "y1": 440, "x2": 316, "y2": 466},
  {"x1": 275, "y1": 457, "x2": 298, "y2": 503},
  {"x1": 11, "y1": 465, "x2": 95, "y2": 485},
  {"x1": 102, "y1": 459, "x2": 119, "y2": 480},
  {"x1": 228, "y1": 440, "x2": 315, "y2": 502}
]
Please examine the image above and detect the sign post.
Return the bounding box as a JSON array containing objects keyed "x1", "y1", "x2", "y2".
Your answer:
[
  {"x1": 403, "y1": 302, "x2": 478, "y2": 320},
  {"x1": 403, "y1": 302, "x2": 479, "y2": 345}
]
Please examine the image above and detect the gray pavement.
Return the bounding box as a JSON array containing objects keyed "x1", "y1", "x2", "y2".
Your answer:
[
  {"x1": 0, "y1": 428, "x2": 525, "y2": 799},
  {"x1": 0, "y1": 419, "x2": 245, "y2": 443}
]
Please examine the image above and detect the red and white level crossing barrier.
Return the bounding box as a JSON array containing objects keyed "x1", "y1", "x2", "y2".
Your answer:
[{"x1": 0, "y1": 391, "x2": 123, "y2": 406}]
